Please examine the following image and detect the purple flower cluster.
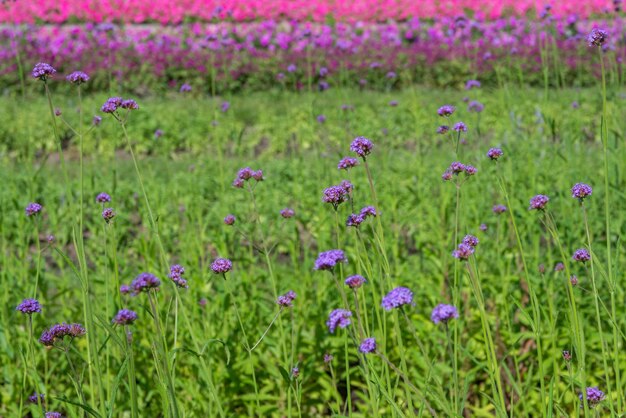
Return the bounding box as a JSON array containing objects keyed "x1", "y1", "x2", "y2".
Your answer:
[
  {"x1": 102, "y1": 208, "x2": 116, "y2": 223},
  {"x1": 277, "y1": 290, "x2": 297, "y2": 308},
  {"x1": 346, "y1": 205, "x2": 377, "y2": 227},
  {"x1": 555, "y1": 262, "x2": 565, "y2": 272},
  {"x1": 112, "y1": 309, "x2": 138, "y2": 325},
  {"x1": 437, "y1": 125, "x2": 450, "y2": 134},
  {"x1": 579, "y1": 386, "x2": 605, "y2": 407},
  {"x1": 322, "y1": 183, "x2": 351, "y2": 209},
  {"x1": 168, "y1": 264, "x2": 188, "y2": 288},
  {"x1": 381, "y1": 286, "x2": 414, "y2": 311},
  {"x1": 211, "y1": 258, "x2": 233, "y2": 274},
  {"x1": 359, "y1": 337, "x2": 376, "y2": 353},
  {"x1": 452, "y1": 243, "x2": 474, "y2": 260},
  {"x1": 571, "y1": 183, "x2": 592, "y2": 201},
  {"x1": 224, "y1": 214, "x2": 236, "y2": 225},
  {"x1": 16, "y1": 298, "x2": 42, "y2": 314},
  {"x1": 587, "y1": 28, "x2": 608, "y2": 47},
  {"x1": 130, "y1": 272, "x2": 161, "y2": 294},
  {"x1": 487, "y1": 147, "x2": 503, "y2": 160},
  {"x1": 31, "y1": 62, "x2": 56, "y2": 80},
  {"x1": 350, "y1": 136, "x2": 373, "y2": 159},
  {"x1": 431, "y1": 304, "x2": 459, "y2": 324},
  {"x1": 453, "y1": 122, "x2": 468, "y2": 132},
  {"x1": 337, "y1": 156, "x2": 359, "y2": 170},
  {"x1": 462, "y1": 234, "x2": 479, "y2": 247},
  {"x1": 25, "y1": 202, "x2": 43, "y2": 216},
  {"x1": 232, "y1": 167, "x2": 263, "y2": 188},
  {"x1": 28, "y1": 392, "x2": 45, "y2": 404},
  {"x1": 529, "y1": 194, "x2": 549, "y2": 210},
  {"x1": 345, "y1": 275, "x2": 367, "y2": 289},
  {"x1": 465, "y1": 79, "x2": 481, "y2": 90},
  {"x1": 314, "y1": 249, "x2": 347, "y2": 271},
  {"x1": 45, "y1": 413, "x2": 63, "y2": 418},
  {"x1": 442, "y1": 161, "x2": 476, "y2": 180},
  {"x1": 326, "y1": 309, "x2": 352, "y2": 333},
  {"x1": 66, "y1": 71, "x2": 89, "y2": 84},
  {"x1": 572, "y1": 248, "x2": 591, "y2": 263},
  {"x1": 468, "y1": 101, "x2": 484, "y2": 113},
  {"x1": 280, "y1": 208, "x2": 295, "y2": 218},
  {"x1": 96, "y1": 192, "x2": 111, "y2": 203},
  {"x1": 492, "y1": 204, "x2": 507, "y2": 214},
  {"x1": 101, "y1": 97, "x2": 139, "y2": 113},
  {"x1": 40, "y1": 323, "x2": 86, "y2": 346},
  {"x1": 437, "y1": 105, "x2": 455, "y2": 117},
  {"x1": 180, "y1": 83, "x2": 192, "y2": 92}
]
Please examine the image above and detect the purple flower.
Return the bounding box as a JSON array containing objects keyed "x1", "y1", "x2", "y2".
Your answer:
[
  {"x1": 280, "y1": 208, "x2": 295, "y2": 218},
  {"x1": 211, "y1": 258, "x2": 233, "y2": 274},
  {"x1": 579, "y1": 387, "x2": 605, "y2": 407},
  {"x1": 438, "y1": 105, "x2": 455, "y2": 117},
  {"x1": 431, "y1": 304, "x2": 459, "y2": 324},
  {"x1": 224, "y1": 214, "x2": 236, "y2": 225},
  {"x1": 338, "y1": 157, "x2": 359, "y2": 170},
  {"x1": 462, "y1": 234, "x2": 479, "y2": 247},
  {"x1": 40, "y1": 323, "x2": 86, "y2": 346},
  {"x1": 168, "y1": 264, "x2": 188, "y2": 288},
  {"x1": 381, "y1": 287, "x2": 414, "y2": 311},
  {"x1": 45, "y1": 412, "x2": 63, "y2": 418},
  {"x1": 54, "y1": 108, "x2": 62, "y2": 117},
  {"x1": 319, "y1": 67, "x2": 328, "y2": 77},
  {"x1": 562, "y1": 350, "x2": 572, "y2": 361},
  {"x1": 317, "y1": 114, "x2": 326, "y2": 124},
  {"x1": 96, "y1": 192, "x2": 111, "y2": 203},
  {"x1": 464, "y1": 165, "x2": 477, "y2": 176},
  {"x1": 493, "y1": 205, "x2": 507, "y2": 214},
  {"x1": 16, "y1": 298, "x2": 42, "y2": 314},
  {"x1": 93, "y1": 116, "x2": 102, "y2": 126},
  {"x1": 130, "y1": 272, "x2": 161, "y2": 294},
  {"x1": 101, "y1": 97, "x2": 122, "y2": 113},
  {"x1": 529, "y1": 195, "x2": 550, "y2": 210},
  {"x1": 252, "y1": 170, "x2": 264, "y2": 181},
  {"x1": 386, "y1": 71, "x2": 396, "y2": 79},
  {"x1": 32, "y1": 63, "x2": 56, "y2": 80},
  {"x1": 570, "y1": 275, "x2": 579, "y2": 286},
  {"x1": 237, "y1": 167, "x2": 254, "y2": 180},
  {"x1": 453, "y1": 122, "x2": 468, "y2": 132},
  {"x1": 389, "y1": 100, "x2": 398, "y2": 107},
  {"x1": 318, "y1": 81, "x2": 330, "y2": 91},
  {"x1": 66, "y1": 71, "x2": 89, "y2": 85},
  {"x1": 555, "y1": 262, "x2": 565, "y2": 272},
  {"x1": 359, "y1": 337, "x2": 376, "y2": 353},
  {"x1": 465, "y1": 79, "x2": 481, "y2": 90},
  {"x1": 479, "y1": 223, "x2": 488, "y2": 231},
  {"x1": 360, "y1": 206, "x2": 377, "y2": 217},
  {"x1": 442, "y1": 171, "x2": 453, "y2": 181},
  {"x1": 487, "y1": 147, "x2": 503, "y2": 160},
  {"x1": 571, "y1": 183, "x2": 592, "y2": 201},
  {"x1": 326, "y1": 309, "x2": 352, "y2": 333},
  {"x1": 346, "y1": 213, "x2": 365, "y2": 227},
  {"x1": 314, "y1": 249, "x2": 347, "y2": 271},
  {"x1": 180, "y1": 83, "x2": 192, "y2": 92},
  {"x1": 468, "y1": 101, "x2": 484, "y2": 113},
  {"x1": 350, "y1": 136, "x2": 373, "y2": 159},
  {"x1": 448, "y1": 161, "x2": 466, "y2": 174},
  {"x1": 102, "y1": 208, "x2": 116, "y2": 223},
  {"x1": 437, "y1": 125, "x2": 450, "y2": 134},
  {"x1": 587, "y1": 29, "x2": 608, "y2": 47},
  {"x1": 112, "y1": 309, "x2": 138, "y2": 325},
  {"x1": 120, "y1": 99, "x2": 139, "y2": 110},
  {"x1": 120, "y1": 284, "x2": 131, "y2": 294},
  {"x1": 345, "y1": 275, "x2": 367, "y2": 289},
  {"x1": 322, "y1": 185, "x2": 349, "y2": 210},
  {"x1": 287, "y1": 64, "x2": 297, "y2": 73},
  {"x1": 572, "y1": 248, "x2": 591, "y2": 263},
  {"x1": 28, "y1": 392, "x2": 45, "y2": 404},
  {"x1": 452, "y1": 243, "x2": 474, "y2": 260},
  {"x1": 277, "y1": 290, "x2": 297, "y2": 308},
  {"x1": 232, "y1": 178, "x2": 244, "y2": 188},
  {"x1": 221, "y1": 101, "x2": 230, "y2": 112},
  {"x1": 324, "y1": 353, "x2": 333, "y2": 363},
  {"x1": 154, "y1": 129, "x2": 164, "y2": 138},
  {"x1": 25, "y1": 202, "x2": 43, "y2": 217},
  {"x1": 291, "y1": 367, "x2": 300, "y2": 378}
]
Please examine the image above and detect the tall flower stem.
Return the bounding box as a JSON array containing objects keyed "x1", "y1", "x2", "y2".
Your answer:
[{"x1": 124, "y1": 325, "x2": 139, "y2": 418}]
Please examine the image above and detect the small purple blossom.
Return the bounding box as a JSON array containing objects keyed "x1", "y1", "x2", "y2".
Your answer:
[
  {"x1": 277, "y1": 290, "x2": 297, "y2": 308},
  {"x1": 529, "y1": 195, "x2": 550, "y2": 210},
  {"x1": 587, "y1": 28, "x2": 608, "y2": 47},
  {"x1": 350, "y1": 136, "x2": 373, "y2": 159},
  {"x1": 112, "y1": 309, "x2": 138, "y2": 325},
  {"x1": 224, "y1": 214, "x2": 236, "y2": 225},
  {"x1": 101, "y1": 97, "x2": 122, "y2": 113},
  {"x1": 168, "y1": 264, "x2": 188, "y2": 288},
  {"x1": 326, "y1": 309, "x2": 352, "y2": 333},
  {"x1": 280, "y1": 208, "x2": 295, "y2": 218},
  {"x1": 211, "y1": 258, "x2": 233, "y2": 274},
  {"x1": 130, "y1": 272, "x2": 161, "y2": 294},
  {"x1": 437, "y1": 125, "x2": 450, "y2": 134},
  {"x1": 479, "y1": 223, "x2": 488, "y2": 231},
  {"x1": 487, "y1": 148, "x2": 503, "y2": 160},
  {"x1": 102, "y1": 208, "x2": 116, "y2": 223},
  {"x1": 572, "y1": 248, "x2": 591, "y2": 263},
  {"x1": 570, "y1": 275, "x2": 579, "y2": 286},
  {"x1": 28, "y1": 392, "x2": 45, "y2": 404},
  {"x1": 359, "y1": 337, "x2": 376, "y2": 353},
  {"x1": 40, "y1": 323, "x2": 86, "y2": 346},
  {"x1": 317, "y1": 114, "x2": 326, "y2": 123},
  {"x1": 338, "y1": 157, "x2": 359, "y2": 170},
  {"x1": 579, "y1": 387, "x2": 605, "y2": 407},
  {"x1": 563, "y1": 350, "x2": 571, "y2": 361},
  {"x1": 93, "y1": 116, "x2": 102, "y2": 126},
  {"x1": 438, "y1": 105, "x2": 455, "y2": 117},
  {"x1": 324, "y1": 353, "x2": 333, "y2": 363},
  {"x1": 32, "y1": 63, "x2": 56, "y2": 80},
  {"x1": 468, "y1": 101, "x2": 484, "y2": 113},
  {"x1": 221, "y1": 101, "x2": 230, "y2": 112},
  {"x1": 571, "y1": 183, "x2": 592, "y2": 201},
  {"x1": 381, "y1": 287, "x2": 414, "y2": 311},
  {"x1": 314, "y1": 249, "x2": 347, "y2": 271},
  {"x1": 464, "y1": 165, "x2": 477, "y2": 176},
  {"x1": 66, "y1": 71, "x2": 89, "y2": 84},
  {"x1": 555, "y1": 262, "x2": 565, "y2": 272},
  {"x1": 431, "y1": 304, "x2": 459, "y2": 324},
  {"x1": 120, "y1": 99, "x2": 139, "y2": 110},
  {"x1": 16, "y1": 298, "x2": 42, "y2": 314},
  {"x1": 180, "y1": 83, "x2": 192, "y2": 92},
  {"x1": 25, "y1": 202, "x2": 42, "y2": 216},
  {"x1": 96, "y1": 192, "x2": 111, "y2": 203},
  {"x1": 493, "y1": 205, "x2": 507, "y2": 214},
  {"x1": 462, "y1": 234, "x2": 479, "y2": 247},
  {"x1": 291, "y1": 367, "x2": 300, "y2": 378},
  {"x1": 346, "y1": 213, "x2": 365, "y2": 227},
  {"x1": 360, "y1": 206, "x2": 377, "y2": 217},
  {"x1": 345, "y1": 275, "x2": 367, "y2": 289},
  {"x1": 120, "y1": 284, "x2": 131, "y2": 294},
  {"x1": 45, "y1": 412, "x2": 63, "y2": 418},
  {"x1": 453, "y1": 122, "x2": 468, "y2": 132},
  {"x1": 322, "y1": 185, "x2": 349, "y2": 210},
  {"x1": 465, "y1": 79, "x2": 481, "y2": 90},
  {"x1": 452, "y1": 243, "x2": 474, "y2": 260}
]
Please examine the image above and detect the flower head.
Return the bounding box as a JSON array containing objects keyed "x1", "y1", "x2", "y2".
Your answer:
[
  {"x1": 452, "y1": 243, "x2": 474, "y2": 260},
  {"x1": 224, "y1": 214, "x2": 236, "y2": 225},
  {"x1": 345, "y1": 275, "x2": 367, "y2": 289},
  {"x1": 314, "y1": 249, "x2": 347, "y2": 271},
  {"x1": 338, "y1": 157, "x2": 359, "y2": 170},
  {"x1": 554, "y1": 262, "x2": 565, "y2": 272},
  {"x1": 381, "y1": 287, "x2": 414, "y2": 311},
  {"x1": 579, "y1": 387, "x2": 605, "y2": 407},
  {"x1": 587, "y1": 28, "x2": 608, "y2": 47},
  {"x1": 572, "y1": 248, "x2": 591, "y2": 263},
  {"x1": 431, "y1": 304, "x2": 459, "y2": 324},
  {"x1": 101, "y1": 97, "x2": 123, "y2": 113},
  {"x1": 277, "y1": 290, "x2": 297, "y2": 308},
  {"x1": 571, "y1": 183, "x2": 592, "y2": 201},
  {"x1": 211, "y1": 258, "x2": 232, "y2": 274},
  {"x1": 66, "y1": 71, "x2": 89, "y2": 85},
  {"x1": 324, "y1": 353, "x2": 333, "y2": 363},
  {"x1": 93, "y1": 116, "x2": 102, "y2": 126},
  {"x1": 350, "y1": 136, "x2": 373, "y2": 159},
  {"x1": 465, "y1": 79, "x2": 481, "y2": 90},
  {"x1": 493, "y1": 204, "x2": 507, "y2": 214},
  {"x1": 130, "y1": 272, "x2": 161, "y2": 294},
  {"x1": 317, "y1": 114, "x2": 326, "y2": 123},
  {"x1": 102, "y1": 208, "x2": 116, "y2": 223},
  {"x1": 25, "y1": 202, "x2": 42, "y2": 216},
  {"x1": 96, "y1": 192, "x2": 111, "y2": 203},
  {"x1": 437, "y1": 125, "x2": 450, "y2": 134},
  {"x1": 45, "y1": 412, "x2": 63, "y2": 418},
  {"x1": 468, "y1": 101, "x2": 484, "y2": 113},
  {"x1": 487, "y1": 147, "x2": 503, "y2": 160},
  {"x1": 221, "y1": 101, "x2": 230, "y2": 112},
  {"x1": 28, "y1": 392, "x2": 45, "y2": 404},
  {"x1": 359, "y1": 337, "x2": 376, "y2": 353},
  {"x1": 168, "y1": 264, "x2": 188, "y2": 288},
  {"x1": 32, "y1": 63, "x2": 56, "y2": 81},
  {"x1": 120, "y1": 284, "x2": 131, "y2": 294},
  {"x1": 462, "y1": 234, "x2": 479, "y2": 247},
  {"x1": 326, "y1": 309, "x2": 352, "y2": 333},
  {"x1": 346, "y1": 213, "x2": 365, "y2": 227},
  {"x1": 291, "y1": 367, "x2": 300, "y2": 378},
  {"x1": 322, "y1": 185, "x2": 349, "y2": 210},
  {"x1": 112, "y1": 309, "x2": 138, "y2": 325},
  {"x1": 562, "y1": 350, "x2": 571, "y2": 361},
  {"x1": 120, "y1": 99, "x2": 139, "y2": 110},
  {"x1": 529, "y1": 195, "x2": 549, "y2": 210},
  {"x1": 16, "y1": 298, "x2": 42, "y2": 314},
  {"x1": 40, "y1": 323, "x2": 85, "y2": 346},
  {"x1": 180, "y1": 83, "x2": 192, "y2": 93},
  {"x1": 438, "y1": 105, "x2": 455, "y2": 117},
  {"x1": 453, "y1": 122, "x2": 468, "y2": 132},
  {"x1": 280, "y1": 208, "x2": 295, "y2": 218}
]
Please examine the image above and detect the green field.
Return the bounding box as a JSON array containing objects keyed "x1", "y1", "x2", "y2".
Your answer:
[{"x1": 2, "y1": 85, "x2": 626, "y2": 417}]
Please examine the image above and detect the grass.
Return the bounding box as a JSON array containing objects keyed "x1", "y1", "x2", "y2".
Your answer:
[{"x1": 1, "y1": 83, "x2": 626, "y2": 417}]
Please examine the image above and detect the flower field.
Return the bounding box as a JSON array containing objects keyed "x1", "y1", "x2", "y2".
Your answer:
[{"x1": 1, "y1": 2, "x2": 626, "y2": 418}]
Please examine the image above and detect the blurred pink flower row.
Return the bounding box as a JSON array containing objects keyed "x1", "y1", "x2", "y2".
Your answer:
[{"x1": 0, "y1": 0, "x2": 616, "y2": 24}]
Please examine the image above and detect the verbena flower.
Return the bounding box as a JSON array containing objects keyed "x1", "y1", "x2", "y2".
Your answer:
[
  {"x1": 562, "y1": 350, "x2": 572, "y2": 361},
  {"x1": 452, "y1": 243, "x2": 474, "y2": 260},
  {"x1": 359, "y1": 337, "x2": 376, "y2": 353},
  {"x1": 221, "y1": 101, "x2": 230, "y2": 112},
  {"x1": 120, "y1": 99, "x2": 139, "y2": 110},
  {"x1": 130, "y1": 272, "x2": 161, "y2": 294},
  {"x1": 437, "y1": 125, "x2": 450, "y2": 134},
  {"x1": 168, "y1": 264, "x2": 188, "y2": 288},
  {"x1": 554, "y1": 262, "x2": 565, "y2": 272},
  {"x1": 572, "y1": 248, "x2": 591, "y2": 263},
  {"x1": 32, "y1": 63, "x2": 56, "y2": 80},
  {"x1": 462, "y1": 234, "x2": 479, "y2": 247},
  {"x1": 322, "y1": 185, "x2": 349, "y2": 210},
  {"x1": 112, "y1": 309, "x2": 138, "y2": 325},
  {"x1": 211, "y1": 258, "x2": 233, "y2": 274},
  {"x1": 120, "y1": 284, "x2": 131, "y2": 294},
  {"x1": 45, "y1": 412, "x2": 63, "y2": 418},
  {"x1": 587, "y1": 28, "x2": 608, "y2": 47},
  {"x1": 487, "y1": 147, "x2": 503, "y2": 160},
  {"x1": 291, "y1": 367, "x2": 300, "y2": 378},
  {"x1": 25, "y1": 202, "x2": 43, "y2": 216},
  {"x1": 571, "y1": 183, "x2": 592, "y2": 201},
  {"x1": 468, "y1": 101, "x2": 484, "y2": 112},
  {"x1": 66, "y1": 71, "x2": 89, "y2": 84},
  {"x1": 224, "y1": 214, "x2": 236, "y2": 225},
  {"x1": 314, "y1": 250, "x2": 347, "y2": 271},
  {"x1": 280, "y1": 208, "x2": 295, "y2": 218},
  {"x1": 345, "y1": 275, "x2": 367, "y2": 289},
  {"x1": 431, "y1": 304, "x2": 459, "y2": 324},
  {"x1": 438, "y1": 105, "x2": 455, "y2": 117},
  {"x1": 389, "y1": 100, "x2": 398, "y2": 107},
  {"x1": 324, "y1": 353, "x2": 333, "y2": 363},
  {"x1": 579, "y1": 387, "x2": 605, "y2": 408},
  {"x1": 102, "y1": 208, "x2": 116, "y2": 223},
  {"x1": 493, "y1": 204, "x2": 507, "y2": 214},
  {"x1": 338, "y1": 157, "x2": 359, "y2": 170},
  {"x1": 529, "y1": 195, "x2": 549, "y2": 210},
  {"x1": 326, "y1": 309, "x2": 352, "y2": 333},
  {"x1": 101, "y1": 97, "x2": 123, "y2": 113},
  {"x1": 465, "y1": 79, "x2": 481, "y2": 90},
  {"x1": 479, "y1": 223, "x2": 488, "y2": 231},
  {"x1": 180, "y1": 83, "x2": 192, "y2": 92},
  {"x1": 570, "y1": 275, "x2": 579, "y2": 286},
  {"x1": 346, "y1": 213, "x2": 365, "y2": 227},
  {"x1": 381, "y1": 287, "x2": 414, "y2": 311},
  {"x1": 453, "y1": 122, "x2": 468, "y2": 132},
  {"x1": 40, "y1": 323, "x2": 86, "y2": 346},
  {"x1": 96, "y1": 192, "x2": 111, "y2": 203},
  {"x1": 317, "y1": 115, "x2": 326, "y2": 123},
  {"x1": 277, "y1": 290, "x2": 297, "y2": 308},
  {"x1": 28, "y1": 392, "x2": 45, "y2": 404},
  {"x1": 360, "y1": 206, "x2": 377, "y2": 217},
  {"x1": 350, "y1": 136, "x2": 373, "y2": 158},
  {"x1": 93, "y1": 116, "x2": 102, "y2": 126},
  {"x1": 16, "y1": 298, "x2": 42, "y2": 314}
]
